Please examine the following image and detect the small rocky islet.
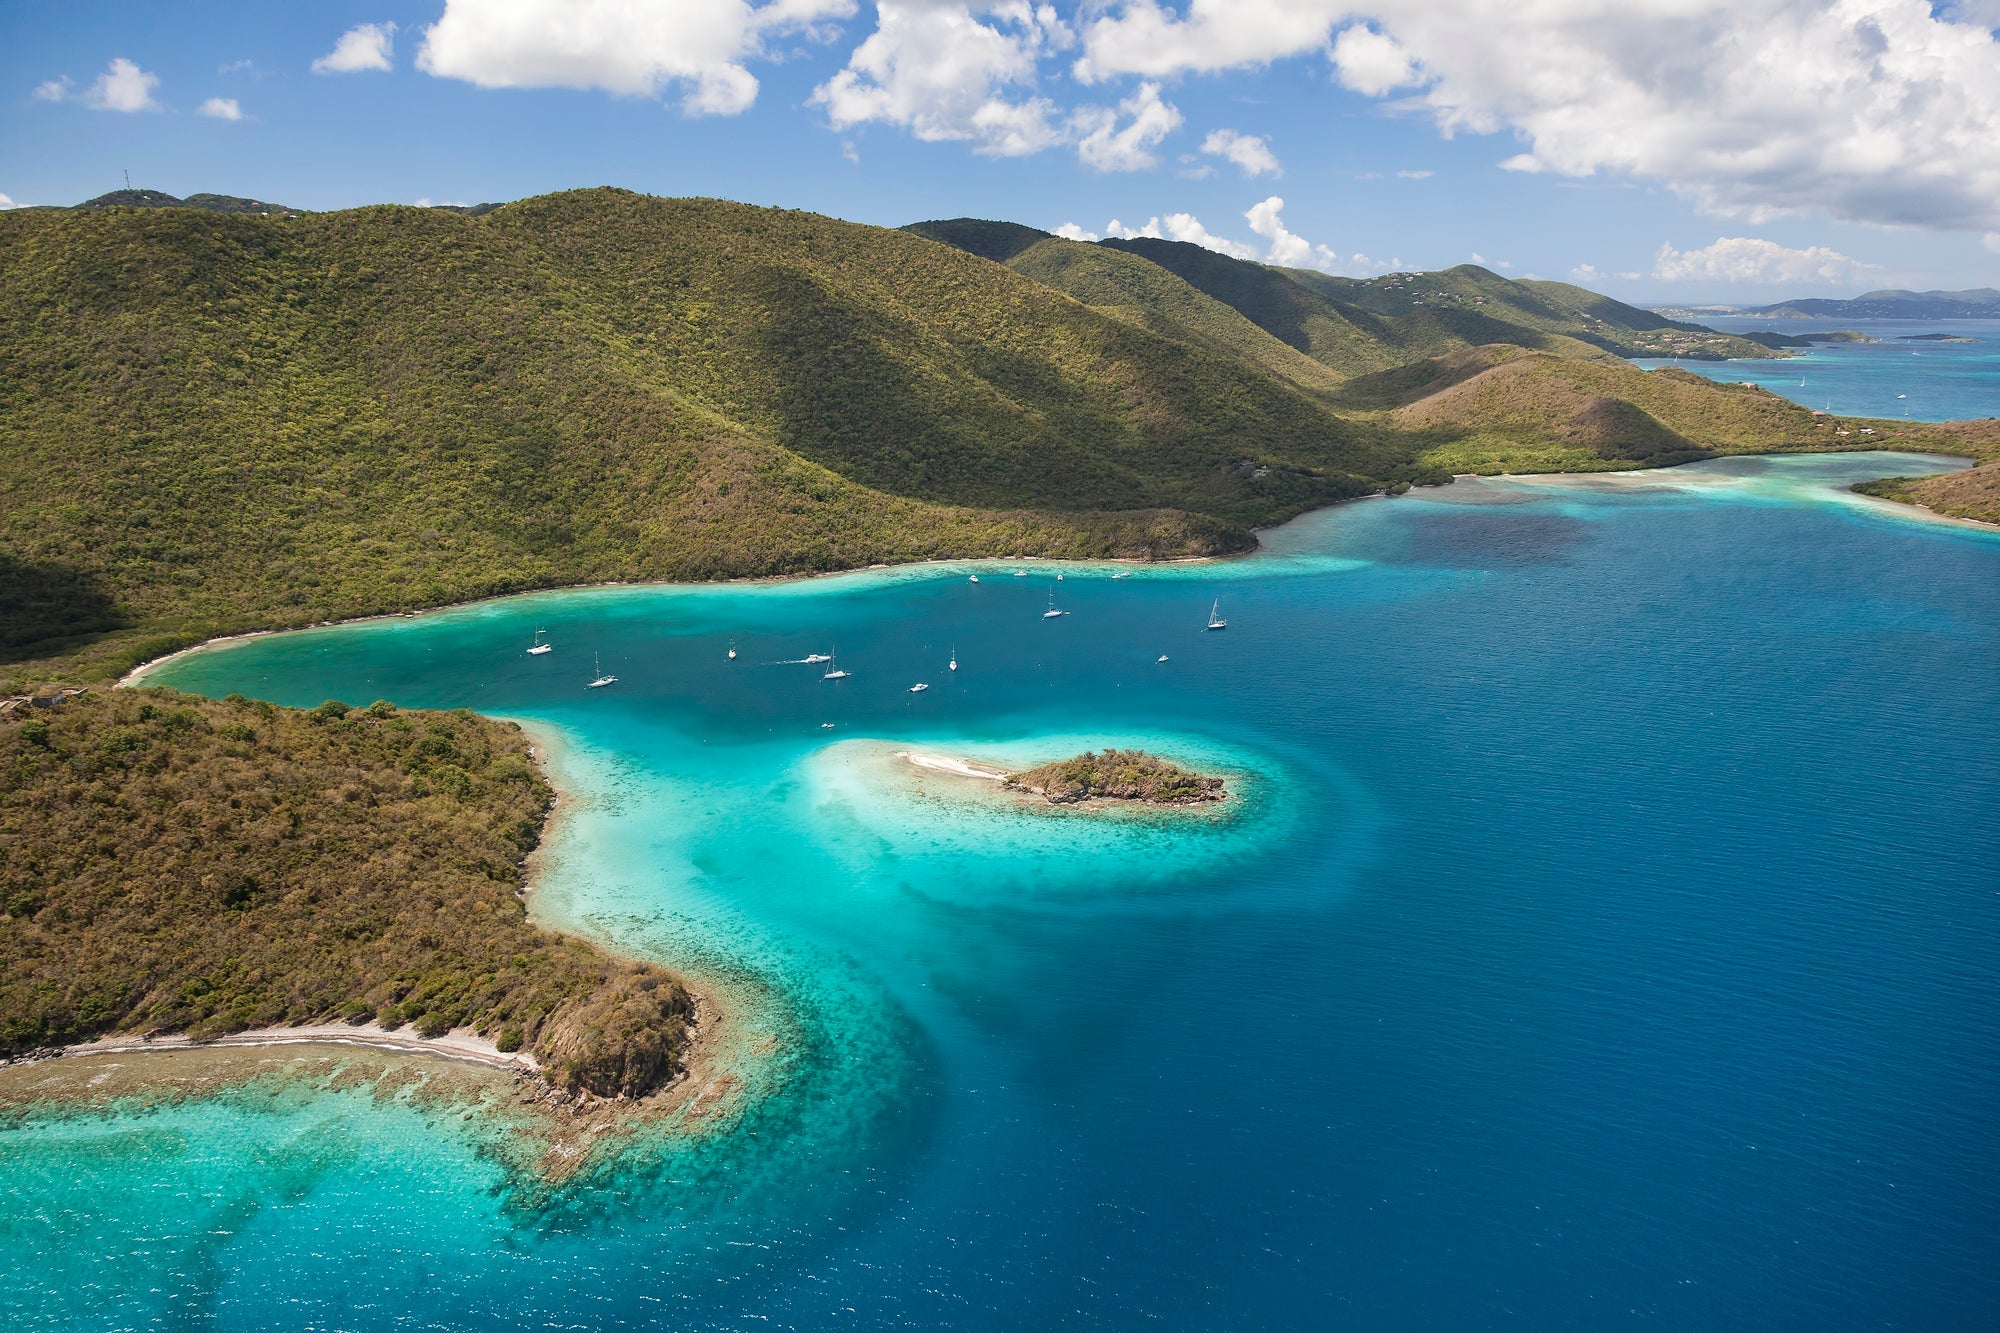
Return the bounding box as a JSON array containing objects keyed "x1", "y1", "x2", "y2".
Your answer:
[{"x1": 1003, "y1": 748, "x2": 1226, "y2": 806}]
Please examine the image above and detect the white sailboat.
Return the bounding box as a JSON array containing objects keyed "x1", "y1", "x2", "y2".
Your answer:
[
  {"x1": 587, "y1": 652, "x2": 618, "y2": 688},
  {"x1": 1042, "y1": 588, "x2": 1066, "y2": 619},
  {"x1": 823, "y1": 652, "x2": 849, "y2": 680},
  {"x1": 727, "y1": 640, "x2": 737, "y2": 661},
  {"x1": 1206, "y1": 599, "x2": 1227, "y2": 631},
  {"x1": 527, "y1": 627, "x2": 552, "y2": 656},
  {"x1": 949, "y1": 644, "x2": 958, "y2": 672}
]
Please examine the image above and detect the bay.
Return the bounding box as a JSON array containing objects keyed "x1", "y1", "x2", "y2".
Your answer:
[
  {"x1": 6, "y1": 452, "x2": 1998, "y2": 1329},
  {"x1": 1632, "y1": 316, "x2": 2000, "y2": 422}
]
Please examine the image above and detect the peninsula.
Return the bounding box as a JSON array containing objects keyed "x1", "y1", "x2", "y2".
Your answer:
[{"x1": 0, "y1": 688, "x2": 693, "y2": 1101}]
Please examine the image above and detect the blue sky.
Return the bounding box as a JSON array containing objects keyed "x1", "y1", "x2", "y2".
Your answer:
[{"x1": 5, "y1": 1, "x2": 1999, "y2": 303}]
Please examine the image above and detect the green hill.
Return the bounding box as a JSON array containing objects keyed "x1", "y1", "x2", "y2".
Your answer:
[
  {"x1": 1083, "y1": 241, "x2": 1775, "y2": 367},
  {"x1": 999, "y1": 237, "x2": 1351, "y2": 399},
  {"x1": 76, "y1": 189, "x2": 302, "y2": 217},
  {"x1": 2, "y1": 190, "x2": 1964, "y2": 690},
  {"x1": 3, "y1": 191, "x2": 1429, "y2": 685},
  {"x1": 1374, "y1": 350, "x2": 1837, "y2": 472}
]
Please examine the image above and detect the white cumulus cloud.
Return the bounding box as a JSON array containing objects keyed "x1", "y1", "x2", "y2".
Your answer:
[
  {"x1": 70, "y1": 58, "x2": 161, "y2": 113},
  {"x1": 814, "y1": 2, "x2": 1067, "y2": 155},
  {"x1": 1055, "y1": 221, "x2": 1100, "y2": 240},
  {"x1": 0, "y1": 193, "x2": 21, "y2": 209},
  {"x1": 1571, "y1": 262, "x2": 1639, "y2": 283},
  {"x1": 420, "y1": 0, "x2": 853, "y2": 116},
  {"x1": 1105, "y1": 216, "x2": 1163, "y2": 240},
  {"x1": 1202, "y1": 129, "x2": 1280, "y2": 177},
  {"x1": 1653, "y1": 236, "x2": 1876, "y2": 285},
  {"x1": 314, "y1": 22, "x2": 397, "y2": 74},
  {"x1": 1329, "y1": 23, "x2": 1419, "y2": 96},
  {"x1": 1075, "y1": 80, "x2": 1182, "y2": 171},
  {"x1": 1100, "y1": 213, "x2": 1256, "y2": 255},
  {"x1": 198, "y1": 97, "x2": 243, "y2": 120},
  {"x1": 1075, "y1": 0, "x2": 2000, "y2": 233},
  {"x1": 1245, "y1": 195, "x2": 1340, "y2": 270}
]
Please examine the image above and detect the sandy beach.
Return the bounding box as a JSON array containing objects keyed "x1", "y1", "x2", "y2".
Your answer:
[{"x1": 899, "y1": 750, "x2": 1011, "y2": 781}]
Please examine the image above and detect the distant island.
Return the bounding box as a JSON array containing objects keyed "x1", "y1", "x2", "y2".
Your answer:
[
  {"x1": 1899, "y1": 333, "x2": 1977, "y2": 343},
  {"x1": 1654, "y1": 287, "x2": 2000, "y2": 321},
  {"x1": 1005, "y1": 749, "x2": 1227, "y2": 806},
  {"x1": 1738, "y1": 329, "x2": 1874, "y2": 349}
]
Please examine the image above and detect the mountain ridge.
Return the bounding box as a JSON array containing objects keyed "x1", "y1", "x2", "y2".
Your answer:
[{"x1": 3, "y1": 189, "x2": 1984, "y2": 691}]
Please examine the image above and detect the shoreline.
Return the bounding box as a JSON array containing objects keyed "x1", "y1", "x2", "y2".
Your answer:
[
  {"x1": 1484, "y1": 454, "x2": 2000, "y2": 535},
  {"x1": 895, "y1": 746, "x2": 1236, "y2": 811},
  {"x1": 116, "y1": 449, "x2": 1994, "y2": 692},
  {"x1": 14, "y1": 1021, "x2": 538, "y2": 1076},
  {"x1": 4, "y1": 717, "x2": 748, "y2": 1157}
]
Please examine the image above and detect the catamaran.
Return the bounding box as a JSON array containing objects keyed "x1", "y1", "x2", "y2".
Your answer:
[
  {"x1": 1043, "y1": 588, "x2": 1066, "y2": 619},
  {"x1": 527, "y1": 627, "x2": 552, "y2": 656},
  {"x1": 1206, "y1": 599, "x2": 1227, "y2": 631},
  {"x1": 823, "y1": 653, "x2": 849, "y2": 680},
  {"x1": 587, "y1": 653, "x2": 618, "y2": 688}
]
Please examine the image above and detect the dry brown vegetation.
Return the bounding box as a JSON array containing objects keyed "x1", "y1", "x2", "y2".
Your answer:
[{"x1": 0, "y1": 689, "x2": 691, "y2": 1098}]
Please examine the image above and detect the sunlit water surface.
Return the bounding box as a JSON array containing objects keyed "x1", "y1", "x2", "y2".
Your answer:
[
  {"x1": 1633, "y1": 316, "x2": 2000, "y2": 421},
  {"x1": 7, "y1": 452, "x2": 1999, "y2": 1329}
]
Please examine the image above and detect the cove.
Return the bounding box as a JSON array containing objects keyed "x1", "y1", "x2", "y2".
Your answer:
[{"x1": 7, "y1": 452, "x2": 1999, "y2": 1329}]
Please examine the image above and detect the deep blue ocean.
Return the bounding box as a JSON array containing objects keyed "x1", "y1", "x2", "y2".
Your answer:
[
  {"x1": 1632, "y1": 317, "x2": 2000, "y2": 422},
  {"x1": 5, "y1": 453, "x2": 1998, "y2": 1330}
]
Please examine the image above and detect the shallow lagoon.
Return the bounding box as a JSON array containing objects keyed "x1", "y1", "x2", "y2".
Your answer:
[{"x1": 9, "y1": 453, "x2": 2000, "y2": 1329}]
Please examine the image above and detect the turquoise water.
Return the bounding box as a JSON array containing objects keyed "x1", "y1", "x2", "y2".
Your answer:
[
  {"x1": 8, "y1": 452, "x2": 2000, "y2": 1328},
  {"x1": 1633, "y1": 317, "x2": 2000, "y2": 422}
]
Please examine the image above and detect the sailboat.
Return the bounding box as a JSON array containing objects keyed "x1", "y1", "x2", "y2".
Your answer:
[
  {"x1": 527, "y1": 627, "x2": 552, "y2": 656},
  {"x1": 1206, "y1": 599, "x2": 1227, "y2": 631},
  {"x1": 949, "y1": 644, "x2": 958, "y2": 672},
  {"x1": 822, "y1": 652, "x2": 849, "y2": 680},
  {"x1": 726, "y1": 640, "x2": 737, "y2": 661},
  {"x1": 587, "y1": 652, "x2": 618, "y2": 688},
  {"x1": 1042, "y1": 588, "x2": 1066, "y2": 619}
]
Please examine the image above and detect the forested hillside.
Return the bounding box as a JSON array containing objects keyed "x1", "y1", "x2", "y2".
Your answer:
[
  {"x1": 0, "y1": 689, "x2": 692, "y2": 1097},
  {"x1": 1, "y1": 189, "x2": 1957, "y2": 689}
]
